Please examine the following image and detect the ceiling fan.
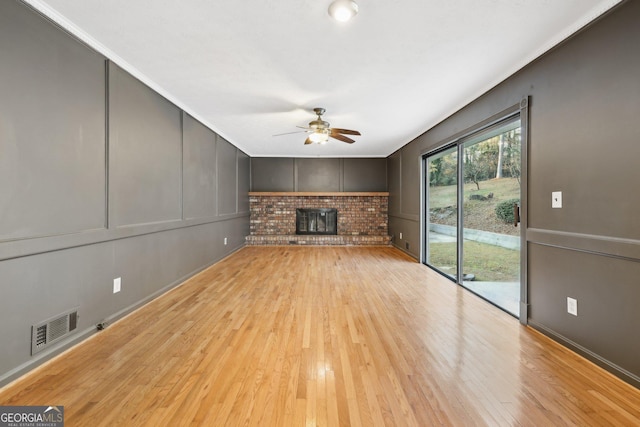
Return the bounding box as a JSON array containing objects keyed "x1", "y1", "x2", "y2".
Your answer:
[{"x1": 275, "y1": 107, "x2": 361, "y2": 145}]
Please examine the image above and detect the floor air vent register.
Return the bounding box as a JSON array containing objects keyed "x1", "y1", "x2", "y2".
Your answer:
[{"x1": 31, "y1": 308, "x2": 79, "y2": 355}]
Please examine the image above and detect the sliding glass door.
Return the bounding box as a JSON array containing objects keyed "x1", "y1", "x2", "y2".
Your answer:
[
  {"x1": 425, "y1": 146, "x2": 458, "y2": 281},
  {"x1": 460, "y1": 120, "x2": 521, "y2": 315},
  {"x1": 424, "y1": 115, "x2": 523, "y2": 317}
]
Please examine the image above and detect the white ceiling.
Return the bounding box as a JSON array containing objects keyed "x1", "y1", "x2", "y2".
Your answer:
[{"x1": 25, "y1": 0, "x2": 621, "y2": 158}]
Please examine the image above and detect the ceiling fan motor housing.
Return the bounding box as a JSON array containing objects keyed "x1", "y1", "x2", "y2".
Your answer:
[
  {"x1": 310, "y1": 108, "x2": 329, "y2": 130},
  {"x1": 309, "y1": 119, "x2": 330, "y2": 130}
]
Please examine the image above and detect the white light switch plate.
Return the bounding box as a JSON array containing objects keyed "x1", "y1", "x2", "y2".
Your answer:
[
  {"x1": 567, "y1": 297, "x2": 577, "y2": 316},
  {"x1": 552, "y1": 191, "x2": 562, "y2": 208},
  {"x1": 113, "y1": 277, "x2": 121, "y2": 294}
]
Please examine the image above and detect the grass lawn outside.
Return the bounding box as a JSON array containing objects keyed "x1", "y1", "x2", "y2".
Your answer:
[
  {"x1": 428, "y1": 240, "x2": 519, "y2": 282},
  {"x1": 427, "y1": 177, "x2": 521, "y2": 282}
]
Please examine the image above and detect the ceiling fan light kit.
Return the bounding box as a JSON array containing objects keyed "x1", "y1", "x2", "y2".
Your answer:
[
  {"x1": 328, "y1": 0, "x2": 358, "y2": 22},
  {"x1": 309, "y1": 131, "x2": 330, "y2": 144}
]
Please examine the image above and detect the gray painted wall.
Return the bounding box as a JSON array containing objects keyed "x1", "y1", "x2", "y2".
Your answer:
[
  {"x1": 109, "y1": 62, "x2": 183, "y2": 227},
  {"x1": 251, "y1": 157, "x2": 387, "y2": 192},
  {"x1": 387, "y1": 1, "x2": 640, "y2": 387},
  {"x1": 0, "y1": 0, "x2": 106, "y2": 241},
  {"x1": 387, "y1": 145, "x2": 421, "y2": 255},
  {"x1": 183, "y1": 113, "x2": 218, "y2": 220},
  {"x1": 0, "y1": 1, "x2": 249, "y2": 386}
]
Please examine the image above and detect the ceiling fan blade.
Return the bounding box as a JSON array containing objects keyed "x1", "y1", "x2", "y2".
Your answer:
[
  {"x1": 329, "y1": 133, "x2": 355, "y2": 144},
  {"x1": 273, "y1": 130, "x2": 308, "y2": 136},
  {"x1": 330, "y1": 128, "x2": 361, "y2": 136},
  {"x1": 304, "y1": 137, "x2": 314, "y2": 145},
  {"x1": 296, "y1": 126, "x2": 313, "y2": 130}
]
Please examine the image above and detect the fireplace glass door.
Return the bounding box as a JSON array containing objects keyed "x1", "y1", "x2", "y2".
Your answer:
[{"x1": 296, "y1": 208, "x2": 337, "y2": 235}]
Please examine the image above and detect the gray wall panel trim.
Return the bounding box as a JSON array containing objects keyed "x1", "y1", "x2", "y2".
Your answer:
[
  {"x1": 252, "y1": 155, "x2": 388, "y2": 159},
  {"x1": 0, "y1": 213, "x2": 249, "y2": 262},
  {"x1": 396, "y1": 152, "x2": 403, "y2": 215},
  {"x1": 180, "y1": 111, "x2": 185, "y2": 220},
  {"x1": 388, "y1": 213, "x2": 420, "y2": 222},
  {"x1": 528, "y1": 321, "x2": 640, "y2": 389},
  {"x1": 182, "y1": 112, "x2": 218, "y2": 220},
  {"x1": 399, "y1": 144, "x2": 421, "y2": 216},
  {"x1": 251, "y1": 158, "x2": 296, "y2": 192},
  {"x1": 528, "y1": 228, "x2": 640, "y2": 262},
  {"x1": 105, "y1": 59, "x2": 111, "y2": 230},
  {"x1": 343, "y1": 158, "x2": 387, "y2": 192},
  {"x1": 114, "y1": 218, "x2": 184, "y2": 229},
  {"x1": 237, "y1": 152, "x2": 251, "y2": 214},
  {"x1": 295, "y1": 158, "x2": 341, "y2": 192},
  {"x1": 251, "y1": 157, "x2": 387, "y2": 192},
  {"x1": 216, "y1": 136, "x2": 240, "y2": 216},
  {"x1": 108, "y1": 62, "x2": 183, "y2": 227},
  {"x1": 387, "y1": 152, "x2": 401, "y2": 216},
  {"x1": 519, "y1": 97, "x2": 530, "y2": 325}
]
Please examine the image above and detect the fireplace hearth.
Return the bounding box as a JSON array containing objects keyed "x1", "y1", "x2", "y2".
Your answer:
[{"x1": 296, "y1": 208, "x2": 337, "y2": 235}]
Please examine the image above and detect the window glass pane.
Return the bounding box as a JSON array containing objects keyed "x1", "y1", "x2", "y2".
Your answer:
[
  {"x1": 426, "y1": 146, "x2": 458, "y2": 281},
  {"x1": 461, "y1": 119, "x2": 521, "y2": 315}
]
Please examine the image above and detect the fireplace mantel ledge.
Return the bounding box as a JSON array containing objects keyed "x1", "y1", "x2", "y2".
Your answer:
[{"x1": 249, "y1": 192, "x2": 389, "y2": 197}]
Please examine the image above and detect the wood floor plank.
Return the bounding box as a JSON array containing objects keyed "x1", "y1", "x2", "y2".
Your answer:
[{"x1": 1, "y1": 246, "x2": 639, "y2": 426}]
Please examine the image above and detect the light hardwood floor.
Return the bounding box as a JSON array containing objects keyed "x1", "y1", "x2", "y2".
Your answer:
[{"x1": 1, "y1": 246, "x2": 639, "y2": 426}]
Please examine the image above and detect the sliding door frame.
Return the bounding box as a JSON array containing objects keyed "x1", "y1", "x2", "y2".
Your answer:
[
  {"x1": 420, "y1": 97, "x2": 529, "y2": 324},
  {"x1": 422, "y1": 143, "x2": 459, "y2": 281}
]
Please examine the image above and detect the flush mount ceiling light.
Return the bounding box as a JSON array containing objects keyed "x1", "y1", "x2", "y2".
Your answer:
[{"x1": 328, "y1": 0, "x2": 359, "y2": 22}]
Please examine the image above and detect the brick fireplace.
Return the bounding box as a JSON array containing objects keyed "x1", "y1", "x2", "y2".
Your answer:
[{"x1": 246, "y1": 192, "x2": 390, "y2": 246}]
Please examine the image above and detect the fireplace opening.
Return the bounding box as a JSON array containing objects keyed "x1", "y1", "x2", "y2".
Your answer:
[{"x1": 296, "y1": 208, "x2": 337, "y2": 235}]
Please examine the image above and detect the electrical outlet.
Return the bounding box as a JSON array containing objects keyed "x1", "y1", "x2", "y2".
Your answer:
[
  {"x1": 224, "y1": 237, "x2": 228, "y2": 245},
  {"x1": 399, "y1": 232, "x2": 403, "y2": 239},
  {"x1": 405, "y1": 242, "x2": 409, "y2": 250},
  {"x1": 552, "y1": 191, "x2": 562, "y2": 208},
  {"x1": 567, "y1": 297, "x2": 577, "y2": 316},
  {"x1": 113, "y1": 277, "x2": 121, "y2": 294}
]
